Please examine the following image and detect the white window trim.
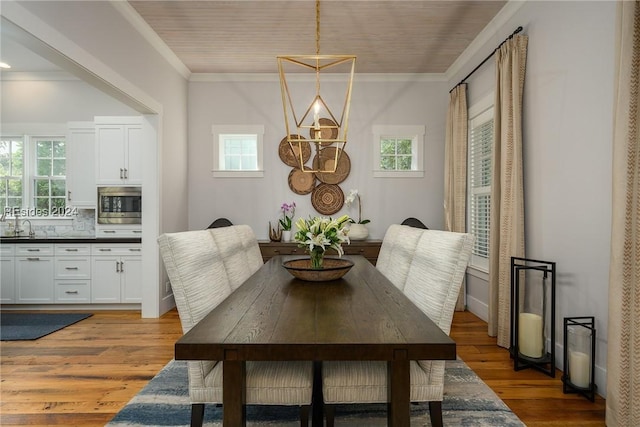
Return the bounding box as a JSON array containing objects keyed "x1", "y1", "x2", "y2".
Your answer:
[
  {"x1": 467, "y1": 92, "x2": 494, "y2": 273},
  {"x1": 1, "y1": 133, "x2": 67, "y2": 219},
  {"x1": 372, "y1": 125, "x2": 425, "y2": 178},
  {"x1": 211, "y1": 125, "x2": 264, "y2": 178}
]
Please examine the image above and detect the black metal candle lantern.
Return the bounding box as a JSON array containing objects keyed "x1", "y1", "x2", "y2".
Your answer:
[
  {"x1": 562, "y1": 317, "x2": 596, "y2": 401},
  {"x1": 510, "y1": 257, "x2": 556, "y2": 377}
]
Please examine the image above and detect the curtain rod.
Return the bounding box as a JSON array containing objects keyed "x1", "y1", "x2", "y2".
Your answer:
[{"x1": 449, "y1": 26, "x2": 523, "y2": 93}]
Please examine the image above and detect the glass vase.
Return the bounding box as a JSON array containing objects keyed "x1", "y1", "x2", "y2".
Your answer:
[{"x1": 309, "y1": 249, "x2": 324, "y2": 269}]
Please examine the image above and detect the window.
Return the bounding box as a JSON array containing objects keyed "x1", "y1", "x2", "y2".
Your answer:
[
  {"x1": 0, "y1": 135, "x2": 66, "y2": 217},
  {"x1": 33, "y1": 138, "x2": 66, "y2": 212},
  {"x1": 0, "y1": 137, "x2": 24, "y2": 209},
  {"x1": 467, "y1": 94, "x2": 494, "y2": 272},
  {"x1": 373, "y1": 125, "x2": 425, "y2": 178},
  {"x1": 212, "y1": 125, "x2": 264, "y2": 177}
]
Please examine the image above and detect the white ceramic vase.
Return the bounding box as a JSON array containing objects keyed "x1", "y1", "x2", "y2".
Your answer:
[
  {"x1": 348, "y1": 223, "x2": 369, "y2": 241},
  {"x1": 282, "y1": 230, "x2": 292, "y2": 242}
]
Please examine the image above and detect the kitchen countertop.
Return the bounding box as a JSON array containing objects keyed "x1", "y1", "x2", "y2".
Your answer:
[{"x1": 0, "y1": 236, "x2": 142, "y2": 244}]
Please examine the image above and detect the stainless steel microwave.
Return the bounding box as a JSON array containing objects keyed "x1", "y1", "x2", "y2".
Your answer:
[{"x1": 97, "y1": 186, "x2": 142, "y2": 224}]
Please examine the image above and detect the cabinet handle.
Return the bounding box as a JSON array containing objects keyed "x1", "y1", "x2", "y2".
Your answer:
[
  {"x1": 27, "y1": 248, "x2": 40, "y2": 252},
  {"x1": 116, "y1": 261, "x2": 120, "y2": 272},
  {"x1": 104, "y1": 230, "x2": 116, "y2": 234},
  {"x1": 120, "y1": 168, "x2": 124, "y2": 179},
  {"x1": 27, "y1": 257, "x2": 40, "y2": 261},
  {"x1": 68, "y1": 190, "x2": 72, "y2": 201},
  {"x1": 129, "y1": 248, "x2": 141, "y2": 252},
  {"x1": 120, "y1": 261, "x2": 125, "y2": 273},
  {"x1": 133, "y1": 230, "x2": 142, "y2": 234},
  {"x1": 65, "y1": 267, "x2": 79, "y2": 270},
  {"x1": 99, "y1": 248, "x2": 112, "y2": 252},
  {"x1": 124, "y1": 168, "x2": 128, "y2": 179},
  {"x1": 65, "y1": 290, "x2": 79, "y2": 294},
  {"x1": 65, "y1": 248, "x2": 78, "y2": 252}
]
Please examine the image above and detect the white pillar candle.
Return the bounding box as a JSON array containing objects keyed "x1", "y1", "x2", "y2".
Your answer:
[
  {"x1": 518, "y1": 312, "x2": 544, "y2": 358},
  {"x1": 569, "y1": 350, "x2": 591, "y2": 388}
]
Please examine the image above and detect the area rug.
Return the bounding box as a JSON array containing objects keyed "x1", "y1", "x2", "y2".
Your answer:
[
  {"x1": 107, "y1": 359, "x2": 524, "y2": 426},
  {"x1": 0, "y1": 312, "x2": 93, "y2": 340}
]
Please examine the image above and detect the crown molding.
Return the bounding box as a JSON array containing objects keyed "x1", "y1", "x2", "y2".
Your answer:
[
  {"x1": 445, "y1": 0, "x2": 527, "y2": 83},
  {"x1": 190, "y1": 72, "x2": 446, "y2": 83},
  {"x1": 110, "y1": 0, "x2": 191, "y2": 80}
]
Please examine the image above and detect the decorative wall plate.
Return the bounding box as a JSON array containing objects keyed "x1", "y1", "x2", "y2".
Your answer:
[
  {"x1": 309, "y1": 117, "x2": 339, "y2": 141},
  {"x1": 313, "y1": 147, "x2": 350, "y2": 185},
  {"x1": 279, "y1": 135, "x2": 311, "y2": 167},
  {"x1": 288, "y1": 167, "x2": 316, "y2": 195},
  {"x1": 311, "y1": 183, "x2": 344, "y2": 215}
]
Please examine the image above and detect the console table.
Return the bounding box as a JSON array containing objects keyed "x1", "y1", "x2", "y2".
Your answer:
[{"x1": 258, "y1": 240, "x2": 382, "y2": 265}]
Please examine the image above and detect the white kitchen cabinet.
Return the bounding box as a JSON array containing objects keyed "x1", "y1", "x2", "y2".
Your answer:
[
  {"x1": 95, "y1": 117, "x2": 142, "y2": 185},
  {"x1": 1, "y1": 244, "x2": 15, "y2": 303},
  {"x1": 15, "y1": 244, "x2": 55, "y2": 303},
  {"x1": 91, "y1": 244, "x2": 141, "y2": 303},
  {"x1": 95, "y1": 227, "x2": 143, "y2": 239},
  {"x1": 54, "y1": 244, "x2": 91, "y2": 303},
  {"x1": 66, "y1": 122, "x2": 96, "y2": 207}
]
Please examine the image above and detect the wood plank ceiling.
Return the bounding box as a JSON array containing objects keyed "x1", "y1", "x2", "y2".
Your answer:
[{"x1": 128, "y1": 1, "x2": 507, "y2": 74}]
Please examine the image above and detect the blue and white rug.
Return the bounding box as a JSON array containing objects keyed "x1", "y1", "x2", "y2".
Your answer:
[{"x1": 107, "y1": 359, "x2": 524, "y2": 426}]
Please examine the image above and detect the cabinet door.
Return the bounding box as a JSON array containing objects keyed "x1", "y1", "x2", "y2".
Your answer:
[
  {"x1": 95, "y1": 125, "x2": 126, "y2": 184},
  {"x1": 91, "y1": 256, "x2": 121, "y2": 303},
  {"x1": 124, "y1": 126, "x2": 143, "y2": 184},
  {"x1": 16, "y1": 257, "x2": 54, "y2": 303},
  {"x1": 1, "y1": 257, "x2": 15, "y2": 303},
  {"x1": 121, "y1": 256, "x2": 142, "y2": 303},
  {"x1": 66, "y1": 123, "x2": 96, "y2": 207}
]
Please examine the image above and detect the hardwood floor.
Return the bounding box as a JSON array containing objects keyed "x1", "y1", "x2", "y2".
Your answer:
[
  {"x1": 0, "y1": 309, "x2": 606, "y2": 426},
  {"x1": 450, "y1": 311, "x2": 606, "y2": 427}
]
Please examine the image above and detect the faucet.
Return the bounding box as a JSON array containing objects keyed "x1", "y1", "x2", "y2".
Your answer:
[
  {"x1": 22, "y1": 219, "x2": 34, "y2": 238},
  {"x1": 13, "y1": 210, "x2": 20, "y2": 236}
]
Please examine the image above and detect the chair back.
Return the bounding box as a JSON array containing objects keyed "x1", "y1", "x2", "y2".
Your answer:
[
  {"x1": 208, "y1": 225, "x2": 263, "y2": 291},
  {"x1": 403, "y1": 229, "x2": 474, "y2": 335},
  {"x1": 158, "y1": 229, "x2": 232, "y2": 334},
  {"x1": 376, "y1": 224, "x2": 423, "y2": 291}
]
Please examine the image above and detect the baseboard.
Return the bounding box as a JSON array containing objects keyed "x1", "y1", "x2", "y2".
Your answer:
[{"x1": 466, "y1": 295, "x2": 488, "y2": 322}]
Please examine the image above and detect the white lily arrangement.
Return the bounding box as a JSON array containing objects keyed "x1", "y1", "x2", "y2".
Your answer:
[{"x1": 293, "y1": 214, "x2": 351, "y2": 256}]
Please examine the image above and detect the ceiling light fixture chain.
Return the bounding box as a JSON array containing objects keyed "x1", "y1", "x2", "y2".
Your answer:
[{"x1": 315, "y1": 0, "x2": 321, "y2": 56}]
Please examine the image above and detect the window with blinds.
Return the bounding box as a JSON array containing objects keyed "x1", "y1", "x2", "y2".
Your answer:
[{"x1": 467, "y1": 102, "x2": 494, "y2": 272}]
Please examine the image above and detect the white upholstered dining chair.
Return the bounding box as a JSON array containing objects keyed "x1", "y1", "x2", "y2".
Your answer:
[
  {"x1": 322, "y1": 225, "x2": 474, "y2": 427},
  {"x1": 158, "y1": 225, "x2": 313, "y2": 427}
]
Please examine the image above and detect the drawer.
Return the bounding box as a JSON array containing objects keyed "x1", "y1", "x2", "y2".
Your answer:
[
  {"x1": 342, "y1": 245, "x2": 381, "y2": 258},
  {"x1": 95, "y1": 228, "x2": 142, "y2": 238},
  {"x1": 0, "y1": 244, "x2": 15, "y2": 256},
  {"x1": 55, "y1": 244, "x2": 91, "y2": 256},
  {"x1": 92, "y1": 244, "x2": 142, "y2": 256},
  {"x1": 16, "y1": 244, "x2": 54, "y2": 256},
  {"x1": 55, "y1": 280, "x2": 91, "y2": 303},
  {"x1": 55, "y1": 257, "x2": 91, "y2": 279},
  {"x1": 260, "y1": 244, "x2": 303, "y2": 257}
]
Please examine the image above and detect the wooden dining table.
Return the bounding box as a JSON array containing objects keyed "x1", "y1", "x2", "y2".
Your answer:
[{"x1": 175, "y1": 255, "x2": 456, "y2": 426}]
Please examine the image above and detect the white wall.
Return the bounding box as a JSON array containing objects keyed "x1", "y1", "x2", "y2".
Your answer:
[
  {"x1": 188, "y1": 76, "x2": 449, "y2": 240},
  {"x1": 451, "y1": 0, "x2": 616, "y2": 396},
  {"x1": 3, "y1": 0, "x2": 189, "y2": 317},
  {"x1": 1, "y1": 78, "x2": 138, "y2": 122}
]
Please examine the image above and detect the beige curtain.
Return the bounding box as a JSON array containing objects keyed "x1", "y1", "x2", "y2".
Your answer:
[
  {"x1": 488, "y1": 35, "x2": 528, "y2": 347},
  {"x1": 606, "y1": 1, "x2": 640, "y2": 425},
  {"x1": 444, "y1": 84, "x2": 468, "y2": 312}
]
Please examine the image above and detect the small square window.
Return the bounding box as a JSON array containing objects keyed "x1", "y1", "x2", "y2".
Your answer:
[
  {"x1": 212, "y1": 125, "x2": 264, "y2": 178},
  {"x1": 373, "y1": 125, "x2": 425, "y2": 178}
]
